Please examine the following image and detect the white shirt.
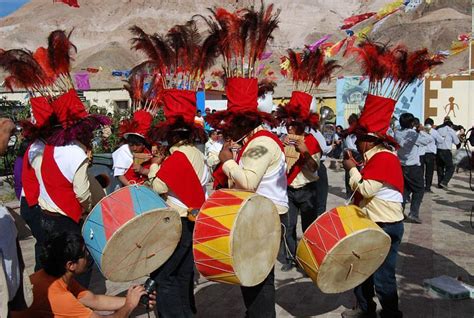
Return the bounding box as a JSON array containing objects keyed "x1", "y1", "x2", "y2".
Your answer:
[
  {"x1": 436, "y1": 126, "x2": 460, "y2": 150},
  {"x1": 426, "y1": 129, "x2": 443, "y2": 154},
  {"x1": 309, "y1": 129, "x2": 332, "y2": 161},
  {"x1": 112, "y1": 144, "x2": 133, "y2": 176}
]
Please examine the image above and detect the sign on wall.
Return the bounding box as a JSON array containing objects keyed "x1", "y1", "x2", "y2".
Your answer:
[{"x1": 336, "y1": 76, "x2": 424, "y2": 127}]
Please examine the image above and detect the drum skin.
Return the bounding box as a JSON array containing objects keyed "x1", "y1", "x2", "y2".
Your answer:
[
  {"x1": 82, "y1": 185, "x2": 181, "y2": 282},
  {"x1": 296, "y1": 205, "x2": 391, "y2": 293},
  {"x1": 193, "y1": 189, "x2": 281, "y2": 287}
]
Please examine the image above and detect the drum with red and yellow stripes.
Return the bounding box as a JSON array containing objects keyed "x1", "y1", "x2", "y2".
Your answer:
[
  {"x1": 193, "y1": 189, "x2": 281, "y2": 287},
  {"x1": 82, "y1": 185, "x2": 181, "y2": 282},
  {"x1": 296, "y1": 205, "x2": 391, "y2": 293}
]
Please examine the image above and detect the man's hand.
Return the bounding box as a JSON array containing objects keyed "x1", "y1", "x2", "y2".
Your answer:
[
  {"x1": 342, "y1": 158, "x2": 356, "y2": 171},
  {"x1": 151, "y1": 154, "x2": 165, "y2": 165},
  {"x1": 295, "y1": 139, "x2": 308, "y2": 154},
  {"x1": 124, "y1": 285, "x2": 146, "y2": 311},
  {"x1": 146, "y1": 291, "x2": 157, "y2": 310},
  {"x1": 282, "y1": 135, "x2": 291, "y2": 146},
  {"x1": 218, "y1": 141, "x2": 234, "y2": 163},
  {"x1": 0, "y1": 118, "x2": 15, "y2": 155}
]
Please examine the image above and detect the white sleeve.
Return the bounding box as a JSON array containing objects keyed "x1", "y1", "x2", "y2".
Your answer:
[{"x1": 313, "y1": 130, "x2": 332, "y2": 155}]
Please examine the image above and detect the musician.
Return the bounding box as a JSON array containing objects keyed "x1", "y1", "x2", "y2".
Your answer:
[
  {"x1": 113, "y1": 110, "x2": 153, "y2": 186},
  {"x1": 147, "y1": 89, "x2": 209, "y2": 318},
  {"x1": 24, "y1": 89, "x2": 110, "y2": 287},
  {"x1": 342, "y1": 94, "x2": 404, "y2": 318},
  {"x1": 275, "y1": 91, "x2": 322, "y2": 272},
  {"x1": 208, "y1": 77, "x2": 288, "y2": 318}
]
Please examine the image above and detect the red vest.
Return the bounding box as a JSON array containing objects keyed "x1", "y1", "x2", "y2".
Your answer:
[
  {"x1": 287, "y1": 133, "x2": 321, "y2": 185},
  {"x1": 22, "y1": 144, "x2": 40, "y2": 207},
  {"x1": 41, "y1": 145, "x2": 83, "y2": 223},
  {"x1": 123, "y1": 149, "x2": 152, "y2": 185},
  {"x1": 156, "y1": 151, "x2": 205, "y2": 209}
]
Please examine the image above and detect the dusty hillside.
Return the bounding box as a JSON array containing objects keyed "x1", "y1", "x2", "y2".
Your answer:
[{"x1": 0, "y1": 0, "x2": 471, "y2": 96}]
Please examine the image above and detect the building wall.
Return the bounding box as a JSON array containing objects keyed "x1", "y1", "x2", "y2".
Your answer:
[
  {"x1": 424, "y1": 75, "x2": 474, "y2": 129},
  {"x1": 0, "y1": 89, "x2": 131, "y2": 113}
]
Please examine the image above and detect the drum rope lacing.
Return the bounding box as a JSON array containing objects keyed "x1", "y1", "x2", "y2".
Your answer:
[
  {"x1": 193, "y1": 196, "x2": 242, "y2": 275},
  {"x1": 300, "y1": 208, "x2": 390, "y2": 277}
]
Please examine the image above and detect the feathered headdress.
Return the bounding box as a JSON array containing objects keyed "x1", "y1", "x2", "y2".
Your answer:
[
  {"x1": 199, "y1": 2, "x2": 281, "y2": 130},
  {"x1": 195, "y1": 2, "x2": 280, "y2": 78},
  {"x1": 130, "y1": 21, "x2": 219, "y2": 144},
  {"x1": 347, "y1": 39, "x2": 444, "y2": 146},
  {"x1": 277, "y1": 47, "x2": 340, "y2": 128},
  {"x1": 0, "y1": 30, "x2": 110, "y2": 146}
]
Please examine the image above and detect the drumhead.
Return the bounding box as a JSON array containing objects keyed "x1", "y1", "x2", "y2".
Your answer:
[
  {"x1": 101, "y1": 207, "x2": 181, "y2": 282},
  {"x1": 231, "y1": 194, "x2": 281, "y2": 287},
  {"x1": 317, "y1": 228, "x2": 391, "y2": 293}
]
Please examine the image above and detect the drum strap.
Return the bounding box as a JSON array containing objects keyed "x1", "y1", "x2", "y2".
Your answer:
[{"x1": 287, "y1": 134, "x2": 321, "y2": 185}]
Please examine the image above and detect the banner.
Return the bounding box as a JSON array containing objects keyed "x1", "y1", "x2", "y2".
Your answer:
[
  {"x1": 336, "y1": 76, "x2": 424, "y2": 127},
  {"x1": 73, "y1": 72, "x2": 90, "y2": 90}
]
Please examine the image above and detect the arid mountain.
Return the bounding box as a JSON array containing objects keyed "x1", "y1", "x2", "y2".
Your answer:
[{"x1": 0, "y1": 0, "x2": 471, "y2": 96}]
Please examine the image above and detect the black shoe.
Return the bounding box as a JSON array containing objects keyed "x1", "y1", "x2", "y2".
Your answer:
[
  {"x1": 341, "y1": 308, "x2": 376, "y2": 318},
  {"x1": 424, "y1": 188, "x2": 433, "y2": 193},
  {"x1": 280, "y1": 263, "x2": 295, "y2": 272},
  {"x1": 405, "y1": 216, "x2": 422, "y2": 224}
]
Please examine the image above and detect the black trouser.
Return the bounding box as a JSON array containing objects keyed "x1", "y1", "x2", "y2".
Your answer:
[
  {"x1": 241, "y1": 268, "x2": 276, "y2": 318},
  {"x1": 151, "y1": 218, "x2": 196, "y2": 318},
  {"x1": 436, "y1": 149, "x2": 454, "y2": 186},
  {"x1": 401, "y1": 165, "x2": 424, "y2": 219},
  {"x1": 283, "y1": 182, "x2": 318, "y2": 265},
  {"x1": 41, "y1": 210, "x2": 92, "y2": 287},
  {"x1": 422, "y1": 153, "x2": 436, "y2": 190},
  {"x1": 314, "y1": 162, "x2": 328, "y2": 216},
  {"x1": 354, "y1": 221, "x2": 404, "y2": 318},
  {"x1": 20, "y1": 198, "x2": 44, "y2": 271}
]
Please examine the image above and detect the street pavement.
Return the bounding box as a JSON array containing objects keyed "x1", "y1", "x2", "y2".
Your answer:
[{"x1": 5, "y1": 161, "x2": 474, "y2": 317}]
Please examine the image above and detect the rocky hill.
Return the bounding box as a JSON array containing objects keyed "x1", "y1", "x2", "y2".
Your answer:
[{"x1": 0, "y1": 0, "x2": 471, "y2": 96}]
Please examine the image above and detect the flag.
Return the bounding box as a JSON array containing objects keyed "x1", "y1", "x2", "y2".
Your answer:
[
  {"x1": 306, "y1": 35, "x2": 331, "y2": 52},
  {"x1": 341, "y1": 13, "x2": 376, "y2": 30},
  {"x1": 53, "y1": 0, "x2": 80, "y2": 7},
  {"x1": 74, "y1": 72, "x2": 90, "y2": 90}
]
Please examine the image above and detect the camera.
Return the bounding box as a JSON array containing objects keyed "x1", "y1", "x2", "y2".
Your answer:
[{"x1": 139, "y1": 278, "x2": 156, "y2": 307}]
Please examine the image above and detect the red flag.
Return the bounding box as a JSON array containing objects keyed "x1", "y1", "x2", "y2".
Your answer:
[
  {"x1": 53, "y1": 0, "x2": 80, "y2": 8},
  {"x1": 341, "y1": 12, "x2": 375, "y2": 30}
]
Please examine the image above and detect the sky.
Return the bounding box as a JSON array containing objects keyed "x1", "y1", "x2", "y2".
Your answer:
[{"x1": 0, "y1": 0, "x2": 30, "y2": 18}]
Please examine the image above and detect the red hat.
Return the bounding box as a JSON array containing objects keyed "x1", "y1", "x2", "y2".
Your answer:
[
  {"x1": 30, "y1": 96, "x2": 54, "y2": 128},
  {"x1": 120, "y1": 110, "x2": 153, "y2": 139},
  {"x1": 349, "y1": 94, "x2": 398, "y2": 148},
  {"x1": 46, "y1": 89, "x2": 111, "y2": 146},
  {"x1": 357, "y1": 94, "x2": 395, "y2": 136},
  {"x1": 226, "y1": 77, "x2": 258, "y2": 113},
  {"x1": 51, "y1": 89, "x2": 88, "y2": 128},
  {"x1": 205, "y1": 77, "x2": 276, "y2": 130},
  {"x1": 162, "y1": 89, "x2": 196, "y2": 124},
  {"x1": 276, "y1": 91, "x2": 319, "y2": 127}
]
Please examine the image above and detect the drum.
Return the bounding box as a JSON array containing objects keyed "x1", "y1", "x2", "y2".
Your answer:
[
  {"x1": 82, "y1": 185, "x2": 181, "y2": 282},
  {"x1": 193, "y1": 189, "x2": 281, "y2": 287},
  {"x1": 296, "y1": 205, "x2": 391, "y2": 293}
]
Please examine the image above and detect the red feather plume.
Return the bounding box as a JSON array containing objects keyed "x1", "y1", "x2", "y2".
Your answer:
[{"x1": 47, "y1": 29, "x2": 77, "y2": 76}]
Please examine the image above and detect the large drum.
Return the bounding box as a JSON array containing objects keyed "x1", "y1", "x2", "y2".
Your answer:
[
  {"x1": 82, "y1": 185, "x2": 181, "y2": 282},
  {"x1": 296, "y1": 205, "x2": 391, "y2": 293},
  {"x1": 193, "y1": 189, "x2": 281, "y2": 287}
]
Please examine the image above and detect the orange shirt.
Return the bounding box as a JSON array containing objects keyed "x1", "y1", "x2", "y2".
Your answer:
[{"x1": 12, "y1": 270, "x2": 92, "y2": 318}]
